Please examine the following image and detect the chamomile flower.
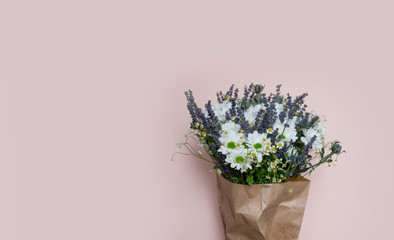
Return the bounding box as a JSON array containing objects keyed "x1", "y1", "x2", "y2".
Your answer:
[
  {"x1": 249, "y1": 149, "x2": 263, "y2": 162},
  {"x1": 261, "y1": 133, "x2": 269, "y2": 144},
  {"x1": 276, "y1": 141, "x2": 285, "y2": 149},
  {"x1": 270, "y1": 146, "x2": 276, "y2": 153},
  {"x1": 270, "y1": 161, "x2": 278, "y2": 169}
]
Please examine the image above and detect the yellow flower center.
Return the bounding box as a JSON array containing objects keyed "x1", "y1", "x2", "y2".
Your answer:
[
  {"x1": 240, "y1": 136, "x2": 243, "y2": 140},
  {"x1": 272, "y1": 162, "x2": 276, "y2": 167},
  {"x1": 252, "y1": 153, "x2": 256, "y2": 157},
  {"x1": 202, "y1": 132, "x2": 206, "y2": 135},
  {"x1": 239, "y1": 128, "x2": 243, "y2": 131},
  {"x1": 266, "y1": 146, "x2": 270, "y2": 150},
  {"x1": 250, "y1": 122, "x2": 254, "y2": 126},
  {"x1": 278, "y1": 143, "x2": 282, "y2": 147},
  {"x1": 236, "y1": 143, "x2": 240, "y2": 147},
  {"x1": 271, "y1": 147, "x2": 275, "y2": 151},
  {"x1": 263, "y1": 138, "x2": 266, "y2": 142},
  {"x1": 225, "y1": 131, "x2": 228, "y2": 135},
  {"x1": 231, "y1": 116, "x2": 235, "y2": 119}
]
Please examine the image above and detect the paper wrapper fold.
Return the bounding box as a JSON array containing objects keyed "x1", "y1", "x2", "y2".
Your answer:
[{"x1": 217, "y1": 175, "x2": 311, "y2": 240}]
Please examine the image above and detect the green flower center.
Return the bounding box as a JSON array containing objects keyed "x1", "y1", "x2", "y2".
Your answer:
[
  {"x1": 235, "y1": 156, "x2": 244, "y2": 163},
  {"x1": 227, "y1": 141, "x2": 236, "y2": 149},
  {"x1": 254, "y1": 143, "x2": 262, "y2": 150}
]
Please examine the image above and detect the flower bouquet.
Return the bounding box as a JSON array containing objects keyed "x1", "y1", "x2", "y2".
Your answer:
[{"x1": 174, "y1": 84, "x2": 344, "y2": 240}]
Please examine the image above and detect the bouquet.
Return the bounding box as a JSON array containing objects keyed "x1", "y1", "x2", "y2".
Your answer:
[{"x1": 174, "y1": 83, "x2": 344, "y2": 185}]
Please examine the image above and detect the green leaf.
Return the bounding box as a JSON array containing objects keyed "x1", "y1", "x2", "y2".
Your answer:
[{"x1": 246, "y1": 175, "x2": 254, "y2": 186}]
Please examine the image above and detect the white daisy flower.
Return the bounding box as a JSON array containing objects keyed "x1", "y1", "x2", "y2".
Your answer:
[
  {"x1": 225, "y1": 147, "x2": 252, "y2": 172},
  {"x1": 247, "y1": 131, "x2": 265, "y2": 150},
  {"x1": 218, "y1": 130, "x2": 246, "y2": 155}
]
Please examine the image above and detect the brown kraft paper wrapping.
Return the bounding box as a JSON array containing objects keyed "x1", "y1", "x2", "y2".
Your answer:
[{"x1": 217, "y1": 175, "x2": 311, "y2": 240}]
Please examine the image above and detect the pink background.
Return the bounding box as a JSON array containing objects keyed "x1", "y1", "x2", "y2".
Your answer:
[{"x1": 1, "y1": 0, "x2": 393, "y2": 239}]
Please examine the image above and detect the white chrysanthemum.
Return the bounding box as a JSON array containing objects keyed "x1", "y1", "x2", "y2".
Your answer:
[
  {"x1": 218, "y1": 130, "x2": 246, "y2": 155},
  {"x1": 282, "y1": 125, "x2": 298, "y2": 142},
  {"x1": 244, "y1": 104, "x2": 262, "y2": 123},
  {"x1": 301, "y1": 128, "x2": 324, "y2": 150},
  {"x1": 221, "y1": 121, "x2": 241, "y2": 134},
  {"x1": 225, "y1": 147, "x2": 252, "y2": 172},
  {"x1": 247, "y1": 131, "x2": 265, "y2": 151},
  {"x1": 247, "y1": 131, "x2": 270, "y2": 161},
  {"x1": 211, "y1": 102, "x2": 231, "y2": 122},
  {"x1": 314, "y1": 120, "x2": 326, "y2": 137},
  {"x1": 273, "y1": 116, "x2": 299, "y2": 142},
  {"x1": 274, "y1": 103, "x2": 284, "y2": 116},
  {"x1": 273, "y1": 120, "x2": 285, "y2": 135}
]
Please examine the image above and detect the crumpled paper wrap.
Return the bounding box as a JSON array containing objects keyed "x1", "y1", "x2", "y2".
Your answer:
[{"x1": 217, "y1": 175, "x2": 311, "y2": 240}]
